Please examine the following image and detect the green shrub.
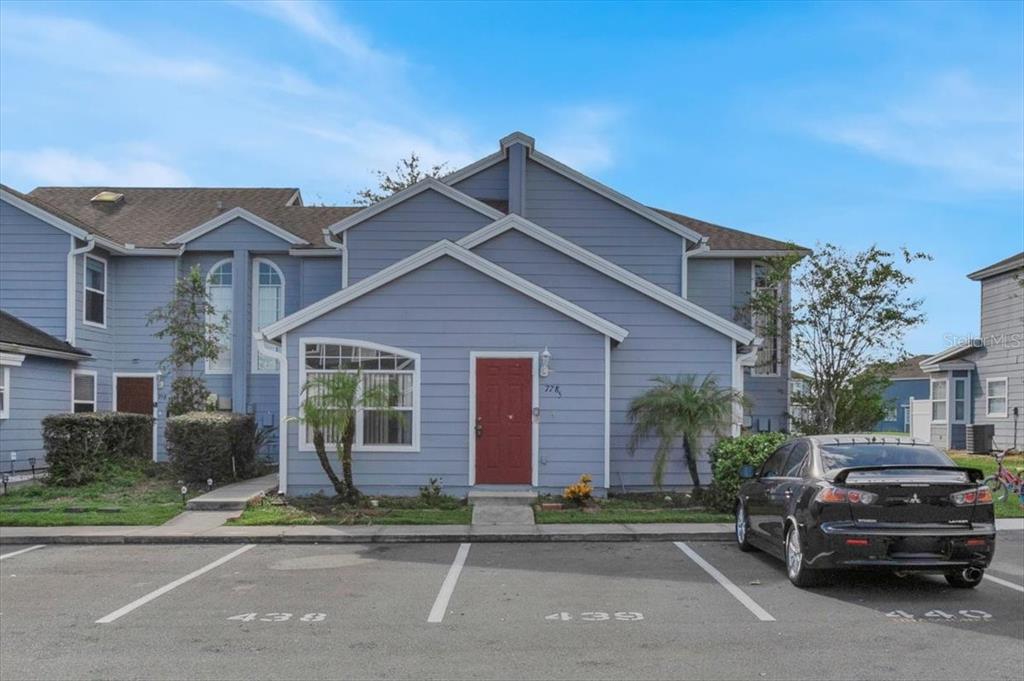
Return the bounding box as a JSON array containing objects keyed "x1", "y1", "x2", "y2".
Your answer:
[
  {"x1": 707, "y1": 432, "x2": 790, "y2": 511},
  {"x1": 166, "y1": 412, "x2": 258, "y2": 484},
  {"x1": 42, "y1": 412, "x2": 154, "y2": 486}
]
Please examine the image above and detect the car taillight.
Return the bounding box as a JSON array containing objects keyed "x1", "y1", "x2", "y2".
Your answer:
[
  {"x1": 951, "y1": 486, "x2": 993, "y2": 506},
  {"x1": 816, "y1": 486, "x2": 878, "y2": 504}
]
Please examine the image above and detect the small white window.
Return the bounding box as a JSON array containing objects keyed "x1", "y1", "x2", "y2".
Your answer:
[
  {"x1": 0, "y1": 367, "x2": 9, "y2": 419},
  {"x1": 83, "y1": 255, "x2": 107, "y2": 327},
  {"x1": 987, "y1": 378, "x2": 1008, "y2": 418},
  {"x1": 252, "y1": 260, "x2": 284, "y2": 372},
  {"x1": 301, "y1": 341, "x2": 419, "y2": 451},
  {"x1": 930, "y1": 379, "x2": 947, "y2": 422},
  {"x1": 72, "y1": 370, "x2": 97, "y2": 413},
  {"x1": 206, "y1": 260, "x2": 233, "y2": 374}
]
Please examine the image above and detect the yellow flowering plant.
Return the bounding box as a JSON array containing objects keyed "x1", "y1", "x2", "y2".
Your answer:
[{"x1": 562, "y1": 473, "x2": 593, "y2": 506}]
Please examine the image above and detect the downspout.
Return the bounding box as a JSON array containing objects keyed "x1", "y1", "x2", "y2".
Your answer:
[
  {"x1": 322, "y1": 229, "x2": 348, "y2": 288},
  {"x1": 254, "y1": 332, "x2": 288, "y2": 494},
  {"x1": 681, "y1": 236, "x2": 709, "y2": 298},
  {"x1": 66, "y1": 236, "x2": 96, "y2": 345}
]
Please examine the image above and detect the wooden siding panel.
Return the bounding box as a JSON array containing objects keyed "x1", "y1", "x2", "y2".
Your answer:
[{"x1": 0, "y1": 200, "x2": 69, "y2": 339}]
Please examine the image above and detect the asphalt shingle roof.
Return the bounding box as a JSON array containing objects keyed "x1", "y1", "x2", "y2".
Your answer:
[
  {"x1": 0, "y1": 310, "x2": 91, "y2": 358},
  {"x1": 653, "y1": 208, "x2": 810, "y2": 253}
]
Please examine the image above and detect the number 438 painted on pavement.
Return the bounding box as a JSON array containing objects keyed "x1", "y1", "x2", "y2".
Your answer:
[{"x1": 545, "y1": 611, "x2": 644, "y2": 621}]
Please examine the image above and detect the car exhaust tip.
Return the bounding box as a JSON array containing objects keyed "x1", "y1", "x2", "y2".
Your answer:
[{"x1": 963, "y1": 567, "x2": 983, "y2": 582}]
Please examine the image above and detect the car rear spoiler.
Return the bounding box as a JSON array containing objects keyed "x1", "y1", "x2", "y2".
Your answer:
[{"x1": 832, "y1": 465, "x2": 984, "y2": 484}]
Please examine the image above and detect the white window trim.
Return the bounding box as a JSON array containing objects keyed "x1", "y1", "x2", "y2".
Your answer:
[
  {"x1": 297, "y1": 338, "x2": 421, "y2": 453},
  {"x1": 750, "y1": 261, "x2": 781, "y2": 377},
  {"x1": 951, "y1": 376, "x2": 968, "y2": 424},
  {"x1": 467, "y1": 351, "x2": 539, "y2": 488},
  {"x1": 82, "y1": 253, "x2": 108, "y2": 329},
  {"x1": 205, "y1": 259, "x2": 234, "y2": 375},
  {"x1": 0, "y1": 366, "x2": 10, "y2": 419},
  {"x1": 72, "y1": 369, "x2": 98, "y2": 412},
  {"x1": 251, "y1": 258, "x2": 286, "y2": 373},
  {"x1": 986, "y1": 377, "x2": 1009, "y2": 418},
  {"x1": 112, "y1": 372, "x2": 160, "y2": 461},
  {"x1": 930, "y1": 378, "x2": 948, "y2": 424}
]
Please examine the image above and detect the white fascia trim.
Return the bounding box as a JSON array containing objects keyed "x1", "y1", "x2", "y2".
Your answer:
[
  {"x1": 527, "y1": 149, "x2": 704, "y2": 244},
  {"x1": 921, "y1": 360, "x2": 976, "y2": 373},
  {"x1": 921, "y1": 342, "x2": 976, "y2": 368},
  {"x1": 458, "y1": 216, "x2": 755, "y2": 344},
  {"x1": 167, "y1": 207, "x2": 309, "y2": 246},
  {"x1": 967, "y1": 258, "x2": 1024, "y2": 281},
  {"x1": 0, "y1": 343, "x2": 86, "y2": 362},
  {"x1": 441, "y1": 150, "x2": 506, "y2": 186},
  {"x1": 689, "y1": 249, "x2": 811, "y2": 259},
  {"x1": 289, "y1": 248, "x2": 340, "y2": 257},
  {"x1": 262, "y1": 240, "x2": 629, "y2": 342},
  {"x1": 468, "y1": 351, "x2": 539, "y2": 487},
  {"x1": 0, "y1": 352, "x2": 26, "y2": 367},
  {"x1": 326, "y1": 178, "x2": 504, "y2": 235}
]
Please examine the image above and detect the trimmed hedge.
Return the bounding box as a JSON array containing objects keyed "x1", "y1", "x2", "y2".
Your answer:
[
  {"x1": 707, "y1": 432, "x2": 790, "y2": 511},
  {"x1": 166, "y1": 412, "x2": 258, "y2": 484},
  {"x1": 42, "y1": 412, "x2": 154, "y2": 486}
]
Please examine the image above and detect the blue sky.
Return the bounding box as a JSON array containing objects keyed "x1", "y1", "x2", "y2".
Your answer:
[{"x1": 1, "y1": 1, "x2": 1021, "y2": 356}]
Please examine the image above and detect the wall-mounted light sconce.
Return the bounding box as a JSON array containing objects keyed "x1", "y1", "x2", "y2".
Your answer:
[{"x1": 540, "y1": 346, "x2": 552, "y2": 378}]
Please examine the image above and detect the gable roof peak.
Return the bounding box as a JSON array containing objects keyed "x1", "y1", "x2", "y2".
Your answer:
[{"x1": 499, "y1": 131, "x2": 535, "y2": 152}]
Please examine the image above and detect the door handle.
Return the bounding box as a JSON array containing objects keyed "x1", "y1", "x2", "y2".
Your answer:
[{"x1": 475, "y1": 417, "x2": 483, "y2": 438}]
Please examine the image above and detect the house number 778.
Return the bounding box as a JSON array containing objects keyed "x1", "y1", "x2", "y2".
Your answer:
[{"x1": 544, "y1": 385, "x2": 562, "y2": 398}]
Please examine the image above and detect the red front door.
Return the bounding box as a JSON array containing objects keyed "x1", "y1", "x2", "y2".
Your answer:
[
  {"x1": 475, "y1": 358, "x2": 532, "y2": 484},
  {"x1": 116, "y1": 377, "x2": 154, "y2": 414}
]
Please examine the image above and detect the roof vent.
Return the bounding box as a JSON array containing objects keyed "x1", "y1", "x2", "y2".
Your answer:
[{"x1": 90, "y1": 191, "x2": 124, "y2": 204}]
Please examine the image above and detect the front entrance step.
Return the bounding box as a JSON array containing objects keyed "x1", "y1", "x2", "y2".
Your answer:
[
  {"x1": 468, "y1": 488, "x2": 537, "y2": 525},
  {"x1": 185, "y1": 473, "x2": 278, "y2": 511},
  {"x1": 467, "y1": 489, "x2": 537, "y2": 505}
]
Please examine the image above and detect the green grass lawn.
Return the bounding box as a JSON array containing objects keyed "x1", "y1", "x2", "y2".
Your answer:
[
  {"x1": 950, "y1": 453, "x2": 1024, "y2": 518},
  {"x1": 0, "y1": 468, "x2": 194, "y2": 526},
  {"x1": 534, "y1": 494, "x2": 732, "y2": 524},
  {"x1": 229, "y1": 496, "x2": 472, "y2": 526}
]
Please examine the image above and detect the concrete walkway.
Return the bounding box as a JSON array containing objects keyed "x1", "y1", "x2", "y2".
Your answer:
[
  {"x1": 185, "y1": 473, "x2": 278, "y2": 511},
  {"x1": 468, "y1": 490, "x2": 536, "y2": 526}
]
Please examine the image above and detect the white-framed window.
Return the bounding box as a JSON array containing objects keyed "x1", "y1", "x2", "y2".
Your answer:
[
  {"x1": 751, "y1": 262, "x2": 781, "y2": 377},
  {"x1": 205, "y1": 260, "x2": 233, "y2": 374},
  {"x1": 72, "y1": 370, "x2": 97, "y2": 413},
  {"x1": 884, "y1": 405, "x2": 898, "y2": 422},
  {"x1": 252, "y1": 259, "x2": 285, "y2": 373},
  {"x1": 930, "y1": 378, "x2": 947, "y2": 422},
  {"x1": 300, "y1": 340, "x2": 420, "y2": 451},
  {"x1": 952, "y1": 377, "x2": 968, "y2": 423},
  {"x1": 0, "y1": 366, "x2": 9, "y2": 419},
  {"x1": 986, "y1": 377, "x2": 1008, "y2": 418},
  {"x1": 83, "y1": 254, "x2": 107, "y2": 327}
]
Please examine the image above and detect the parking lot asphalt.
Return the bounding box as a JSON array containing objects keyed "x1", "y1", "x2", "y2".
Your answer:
[{"x1": 1, "y1": 533, "x2": 1022, "y2": 681}]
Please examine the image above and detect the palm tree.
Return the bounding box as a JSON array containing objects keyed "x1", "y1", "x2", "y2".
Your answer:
[
  {"x1": 627, "y1": 375, "x2": 745, "y2": 488},
  {"x1": 293, "y1": 372, "x2": 400, "y2": 501}
]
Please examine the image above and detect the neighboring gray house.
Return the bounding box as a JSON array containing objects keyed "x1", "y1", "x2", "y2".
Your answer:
[
  {"x1": 921, "y1": 252, "x2": 1023, "y2": 451},
  {"x1": 873, "y1": 354, "x2": 932, "y2": 433},
  {"x1": 0, "y1": 132, "x2": 807, "y2": 492}
]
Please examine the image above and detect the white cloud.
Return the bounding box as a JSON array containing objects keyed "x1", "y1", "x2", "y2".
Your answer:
[
  {"x1": 542, "y1": 105, "x2": 624, "y2": 172},
  {"x1": 1, "y1": 149, "x2": 191, "y2": 186},
  {"x1": 816, "y1": 71, "x2": 1024, "y2": 192}
]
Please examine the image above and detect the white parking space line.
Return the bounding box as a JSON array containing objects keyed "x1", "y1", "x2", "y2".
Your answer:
[
  {"x1": 0, "y1": 545, "x2": 45, "y2": 561},
  {"x1": 673, "y1": 542, "x2": 776, "y2": 622},
  {"x1": 984, "y1": 573, "x2": 1024, "y2": 593},
  {"x1": 428, "y1": 543, "x2": 471, "y2": 623},
  {"x1": 96, "y1": 544, "x2": 256, "y2": 624}
]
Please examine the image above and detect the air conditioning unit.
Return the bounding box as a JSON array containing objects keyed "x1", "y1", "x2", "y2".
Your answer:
[{"x1": 965, "y1": 424, "x2": 994, "y2": 454}]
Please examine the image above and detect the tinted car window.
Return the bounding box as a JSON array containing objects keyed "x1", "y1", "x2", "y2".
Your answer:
[
  {"x1": 760, "y1": 444, "x2": 793, "y2": 478},
  {"x1": 818, "y1": 444, "x2": 953, "y2": 473},
  {"x1": 782, "y1": 441, "x2": 809, "y2": 477}
]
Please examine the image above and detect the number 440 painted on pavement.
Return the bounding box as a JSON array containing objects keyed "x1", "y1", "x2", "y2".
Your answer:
[{"x1": 545, "y1": 611, "x2": 644, "y2": 621}]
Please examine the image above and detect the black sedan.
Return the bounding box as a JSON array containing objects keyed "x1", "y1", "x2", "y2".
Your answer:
[{"x1": 735, "y1": 435, "x2": 996, "y2": 588}]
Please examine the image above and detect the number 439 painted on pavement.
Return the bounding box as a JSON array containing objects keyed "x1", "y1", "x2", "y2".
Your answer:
[{"x1": 545, "y1": 611, "x2": 644, "y2": 621}]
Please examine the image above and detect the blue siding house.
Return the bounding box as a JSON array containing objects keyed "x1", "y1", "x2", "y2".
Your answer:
[
  {"x1": 0, "y1": 132, "x2": 808, "y2": 492},
  {"x1": 873, "y1": 354, "x2": 932, "y2": 433}
]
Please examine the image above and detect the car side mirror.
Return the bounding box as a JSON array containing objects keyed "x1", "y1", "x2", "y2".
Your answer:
[{"x1": 739, "y1": 464, "x2": 756, "y2": 480}]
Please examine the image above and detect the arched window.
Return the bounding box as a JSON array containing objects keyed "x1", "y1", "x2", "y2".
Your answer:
[
  {"x1": 300, "y1": 340, "x2": 420, "y2": 451},
  {"x1": 252, "y1": 259, "x2": 285, "y2": 372},
  {"x1": 206, "y1": 260, "x2": 233, "y2": 374}
]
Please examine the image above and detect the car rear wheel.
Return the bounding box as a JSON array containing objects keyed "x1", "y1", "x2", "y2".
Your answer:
[
  {"x1": 735, "y1": 502, "x2": 754, "y2": 552},
  {"x1": 785, "y1": 525, "x2": 820, "y2": 588},
  {"x1": 945, "y1": 568, "x2": 984, "y2": 589}
]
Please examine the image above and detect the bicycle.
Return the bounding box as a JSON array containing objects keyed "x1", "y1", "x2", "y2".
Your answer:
[{"x1": 982, "y1": 448, "x2": 1024, "y2": 504}]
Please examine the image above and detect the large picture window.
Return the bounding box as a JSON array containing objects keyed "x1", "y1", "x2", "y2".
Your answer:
[
  {"x1": 83, "y1": 255, "x2": 107, "y2": 327},
  {"x1": 301, "y1": 341, "x2": 419, "y2": 451},
  {"x1": 252, "y1": 260, "x2": 284, "y2": 372},
  {"x1": 206, "y1": 260, "x2": 233, "y2": 374},
  {"x1": 751, "y1": 262, "x2": 781, "y2": 377}
]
